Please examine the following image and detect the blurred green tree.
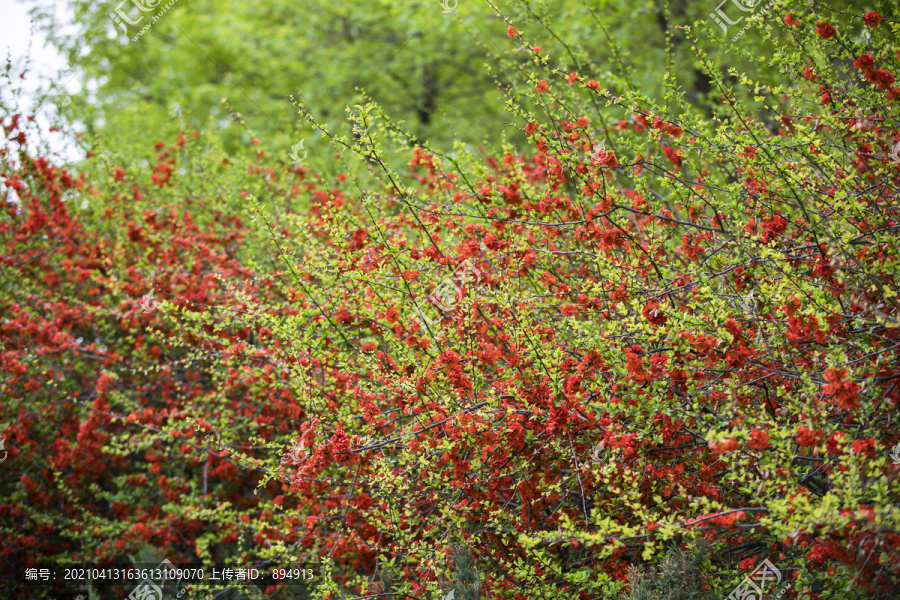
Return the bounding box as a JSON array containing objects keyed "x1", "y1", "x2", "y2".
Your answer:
[{"x1": 32, "y1": 0, "x2": 878, "y2": 167}]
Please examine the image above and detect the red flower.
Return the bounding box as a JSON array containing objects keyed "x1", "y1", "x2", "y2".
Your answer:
[
  {"x1": 851, "y1": 438, "x2": 876, "y2": 458},
  {"x1": 815, "y1": 21, "x2": 836, "y2": 39},
  {"x1": 868, "y1": 68, "x2": 896, "y2": 90},
  {"x1": 559, "y1": 304, "x2": 577, "y2": 317},
  {"x1": 507, "y1": 25, "x2": 517, "y2": 37},
  {"x1": 748, "y1": 429, "x2": 770, "y2": 451},
  {"x1": 739, "y1": 558, "x2": 757, "y2": 571},
  {"x1": 568, "y1": 72, "x2": 578, "y2": 86},
  {"x1": 112, "y1": 167, "x2": 126, "y2": 181},
  {"x1": 536, "y1": 80, "x2": 550, "y2": 93},
  {"x1": 708, "y1": 511, "x2": 744, "y2": 526},
  {"x1": 709, "y1": 438, "x2": 739, "y2": 453},
  {"x1": 853, "y1": 53, "x2": 875, "y2": 70},
  {"x1": 864, "y1": 12, "x2": 882, "y2": 28},
  {"x1": 586, "y1": 80, "x2": 601, "y2": 91},
  {"x1": 634, "y1": 114, "x2": 647, "y2": 132},
  {"x1": 641, "y1": 299, "x2": 667, "y2": 326},
  {"x1": 823, "y1": 367, "x2": 861, "y2": 410},
  {"x1": 827, "y1": 432, "x2": 846, "y2": 455},
  {"x1": 803, "y1": 61, "x2": 818, "y2": 81},
  {"x1": 525, "y1": 122, "x2": 538, "y2": 134},
  {"x1": 329, "y1": 429, "x2": 352, "y2": 464},
  {"x1": 591, "y1": 149, "x2": 618, "y2": 169},
  {"x1": 663, "y1": 145, "x2": 684, "y2": 168},
  {"x1": 532, "y1": 46, "x2": 541, "y2": 53},
  {"x1": 796, "y1": 426, "x2": 823, "y2": 448},
  {"x1": 784, "y1": 13, "x2": 799, "y2": 27}
]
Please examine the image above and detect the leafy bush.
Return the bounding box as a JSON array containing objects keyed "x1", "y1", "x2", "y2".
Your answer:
[
  {"x1": 2, "y1": 2, "x2": 900, "y2": 600},
  {"x1": 624, "y1": 540, "x2": 713, "y2": 600}
]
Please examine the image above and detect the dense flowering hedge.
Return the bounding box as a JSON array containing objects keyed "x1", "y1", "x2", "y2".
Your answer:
[{"x1": 2, "y1": 2, "x2": 900, "y2": 600}]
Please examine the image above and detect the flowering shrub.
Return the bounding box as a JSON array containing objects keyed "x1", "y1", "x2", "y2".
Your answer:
[
  {"x1": 0, "y1": 116, "x2": 316, "y2": 597},
  {"x1": 2, "y1": 2, "x2": 900, "y2": 600}
]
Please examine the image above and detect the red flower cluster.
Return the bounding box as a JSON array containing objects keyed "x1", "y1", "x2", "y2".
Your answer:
[
  {"x1": 864, "y1": 12, "x2": 882, "y2": 28},
  {"x1": 823, "y1": 368, "x2": 861, "y2": 410},
  {"x1": 815, "y1": 21, "x2": 836, "y2": 38},
  {"x1": 590, "y1": 148, "x2": 618, "y2": 169},
  {"x1": 747, "y1": 429, "x2": 770, "y2": 451},
  {"x1": 796, "y1": 426, "x2": 824, "y2": 448},
  {"x1": 853, "y1": 53, "x2": 875, "y2": 70},
  {"x1": 709, "y1": 438, "x2": 739, "y2": 453},
  {"x1": 852, "y1": 53, "x2": 898, "y2": 91},
  {"x1": 641, "y1": 299, "x2": 667, "y2": 326}
]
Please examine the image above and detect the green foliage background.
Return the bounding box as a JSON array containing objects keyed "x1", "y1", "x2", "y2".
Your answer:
[{"x1": 32, "y1": 0, "x2": 884, "y2": 170}]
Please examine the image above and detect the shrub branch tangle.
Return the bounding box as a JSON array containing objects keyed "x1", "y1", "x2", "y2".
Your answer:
[{"x1": 1, "y1": 2, "x2": 900, "y2": 599}]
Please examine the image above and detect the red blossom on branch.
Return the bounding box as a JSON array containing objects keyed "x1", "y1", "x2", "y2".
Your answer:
[
  {"x1": 815, "y1": 21, "x2": 836, "y2": 38},
  {"x1": 864, "y1": 12, "x2": 882, "y2": 27}
]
